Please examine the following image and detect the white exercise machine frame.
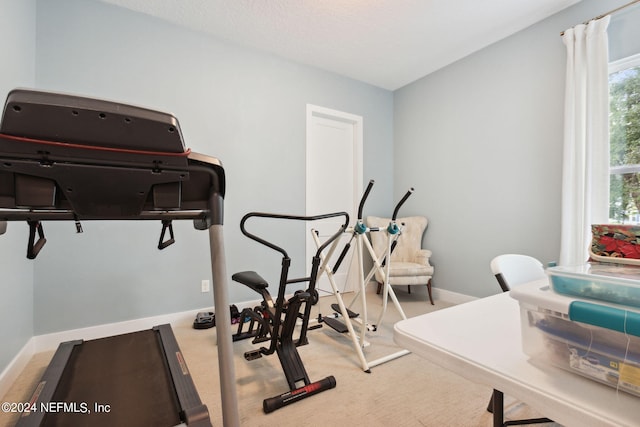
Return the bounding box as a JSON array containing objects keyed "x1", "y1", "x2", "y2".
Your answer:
[{"x1": 311, "y1": 180, "x2": 413, "y2": 372}]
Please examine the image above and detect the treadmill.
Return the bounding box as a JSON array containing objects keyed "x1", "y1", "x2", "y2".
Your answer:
[{"x1": 0, "y1": 89, "x2": 240, "y2": 426}]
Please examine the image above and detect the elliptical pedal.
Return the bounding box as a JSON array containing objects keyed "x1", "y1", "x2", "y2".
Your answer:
[
  {"x1": 323, "y1": 316, "x2": 349, "y2": 333},
  {"x1": 330, "y1": 303, "x2": 358, "y2": 318},
  {"x1": 244, "y1": 349, "x2": 263, "y2": 361}
]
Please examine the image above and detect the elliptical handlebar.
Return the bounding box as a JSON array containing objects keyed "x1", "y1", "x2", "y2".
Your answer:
[
  {"x1": 357, "y1": 179, "x2": 375, "y2": 221},
  {"x1": 333, "y1": 180, "x2": 375, "y2": 272},
  {"x1": 240, "y1": 211, "x2": 350, "y2": 259},
  {"x1": 391, "y1": 187, "x2": 414, "y2": 221},
  {"x1": 329, "y1": 181, "x2": 415, "y2": 273}
]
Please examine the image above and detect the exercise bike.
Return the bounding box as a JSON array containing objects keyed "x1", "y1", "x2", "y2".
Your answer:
[{"x1": 231, "y1": 211, "x2": 349, "y2": 413}]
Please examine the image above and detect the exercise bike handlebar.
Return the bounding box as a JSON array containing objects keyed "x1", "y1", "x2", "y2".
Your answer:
[
  {"x1": 240, "y1": 211, "x2": 350, "y2": 259},
  {"x1": 391, "y1": 187, "x2": 414, "y2": 221}
]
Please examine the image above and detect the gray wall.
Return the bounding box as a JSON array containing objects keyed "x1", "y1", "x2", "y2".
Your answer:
[
  {"x1": 393, "y1": 0, "x2": 640, "y2": 298},
  {"x1": 29, "y1": 0, "x2": 394, "y2": 334},
  {"x1": 0, "y1": 0, "x2": 36, "y2": 371}
]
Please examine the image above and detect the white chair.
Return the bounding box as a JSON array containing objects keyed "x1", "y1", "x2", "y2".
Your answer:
[
  {"x1": 366, "y1": 216, "x2": 434, "y2": 305},
  {"x1": 487, "y1": 253, "x2": 552, "y2": 425},
  {"x1": 490, "y1": 253, "x2": 546, "y2": 292}
]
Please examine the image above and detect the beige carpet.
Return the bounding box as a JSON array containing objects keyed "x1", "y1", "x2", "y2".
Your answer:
[{"x1": 0, "y1": 285, "x2": 557, "y2": 426}]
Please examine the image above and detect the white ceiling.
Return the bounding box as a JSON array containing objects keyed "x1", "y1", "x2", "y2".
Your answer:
[{"x1": 99, "y1": 0, "x2": 582, "y2": 90}]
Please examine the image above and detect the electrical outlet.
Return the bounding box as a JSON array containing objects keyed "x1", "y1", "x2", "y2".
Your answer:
[{"x1": 201, "y1": 279, "x2": 210, "y2": 293}]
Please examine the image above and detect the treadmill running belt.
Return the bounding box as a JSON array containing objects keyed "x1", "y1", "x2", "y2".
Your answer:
[{"x1": 41, "y1": 329, "x2": 181, "y2": 427}]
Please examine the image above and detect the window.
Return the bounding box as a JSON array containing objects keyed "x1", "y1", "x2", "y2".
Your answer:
[{"x1": 609, "y1": 53, "x2": 640, "y2": 224}]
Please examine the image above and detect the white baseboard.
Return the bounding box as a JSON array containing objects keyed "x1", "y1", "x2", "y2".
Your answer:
[
  {"x1": 432, "y1": 287, "x2": 477, "y2": 305},
  {"x1": 0, "y1": 339, "x2": 36, "y2": 400},
  {"x1": 32, "y1": 298, "x2": 262, "y2": 353},
  {"x1": 32, "y1": 307, "x2": 208, "y2": 353}
]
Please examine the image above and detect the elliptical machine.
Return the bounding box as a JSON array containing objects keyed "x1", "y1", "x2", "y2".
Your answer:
[
  {"x1": 312, "y1": 180, "x2": 414, "y2": 372},
  {"x1": 231, "y1": 211, "x2": 349, "y2": 413}
]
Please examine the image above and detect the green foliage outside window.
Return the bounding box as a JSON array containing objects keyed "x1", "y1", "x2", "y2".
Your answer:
[{"x1": 610, "y1": 66, "x2": 640, "y2": 223}]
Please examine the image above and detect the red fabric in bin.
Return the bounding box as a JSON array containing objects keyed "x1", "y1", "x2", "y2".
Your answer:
[{"x1": 591, "y1": 224, "x2": 640, "y2": 260}]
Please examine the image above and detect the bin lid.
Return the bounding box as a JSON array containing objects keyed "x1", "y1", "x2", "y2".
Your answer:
[
  {"x1": 510, "y1": 279, "x2": 573, "y2": 314},
  {"x1": 548, "y1": 263, "x2": 640, "y2": 287}
]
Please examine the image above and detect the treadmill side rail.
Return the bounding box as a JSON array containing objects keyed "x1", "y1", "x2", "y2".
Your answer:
[
  {"x1": 154, "y1": 324, "x2": 212, "y2": 427},
  {"x1": 16, "y1": 340, "x2": 84, "y2": 427}
]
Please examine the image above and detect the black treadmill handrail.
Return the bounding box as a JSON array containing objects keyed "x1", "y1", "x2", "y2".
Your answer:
[{"x1": 0, "y1": 145, "x2": 225, "y2": 222}]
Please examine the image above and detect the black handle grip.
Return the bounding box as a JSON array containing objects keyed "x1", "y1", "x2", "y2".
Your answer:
[
  {"x1": 392, "y1": 188, "x2": 414, "y2": 220},
  {"x1": 332, "y1": 242, "x2": 351, "y2": 273},
  {"x1": 158, "y1": 220, "x2": 175, "y2": 249},
  {"x1": 357, "y1": 179, "x2": 375, "y2": 220},
  {"x1": 26, "y1": 220, "x2": 46, "y2": 259}
]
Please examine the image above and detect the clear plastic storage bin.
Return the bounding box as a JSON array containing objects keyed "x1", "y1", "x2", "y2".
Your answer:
[{"x1": 511, "y1": 280, "x2": 640, "y2": 397}]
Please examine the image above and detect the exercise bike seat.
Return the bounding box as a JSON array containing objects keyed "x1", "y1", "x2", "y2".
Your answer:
[{"x1": 232, "y1": 271, "x2": 269, "y2": 293}]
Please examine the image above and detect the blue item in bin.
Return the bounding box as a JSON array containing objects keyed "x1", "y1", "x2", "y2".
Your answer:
[
  {"x1": 535, "y1": 317, "x2": 640, "y2": 365},
  {"x1": 569, "y1": 301, "x2": 640, "y2": 337}
]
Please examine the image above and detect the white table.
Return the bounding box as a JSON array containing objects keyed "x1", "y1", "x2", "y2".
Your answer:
[{"x1": 394, "y1": 291, "x2": 639, "y2": 427}]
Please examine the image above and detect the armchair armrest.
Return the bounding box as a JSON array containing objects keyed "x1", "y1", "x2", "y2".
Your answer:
[{"x1": 415, "y1": 249, "x2": 432, "y2": 266}]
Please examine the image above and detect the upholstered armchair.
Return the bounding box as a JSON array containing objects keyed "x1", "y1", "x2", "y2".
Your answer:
[{"x1": 366, "y1": 216, "x2": 434, "y2": 305}]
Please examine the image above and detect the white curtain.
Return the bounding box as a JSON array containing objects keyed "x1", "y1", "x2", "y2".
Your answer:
[{"x1": 560, "y1": 16, "x2": 611, "y2": 266}]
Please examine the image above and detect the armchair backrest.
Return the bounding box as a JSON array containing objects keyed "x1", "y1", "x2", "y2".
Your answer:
[{"x1": 366, "y1": 216, "x2": 428, "y2": 262}]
